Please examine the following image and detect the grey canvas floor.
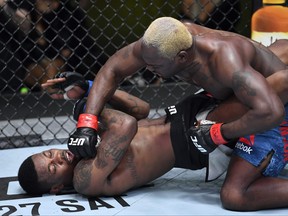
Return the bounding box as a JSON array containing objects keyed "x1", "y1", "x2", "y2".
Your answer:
[{"x1": 1, "y1": 144, "x2": 288, "y2": 215}]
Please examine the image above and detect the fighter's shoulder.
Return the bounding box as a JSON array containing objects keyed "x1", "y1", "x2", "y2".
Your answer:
[
  {"x1": 222, "y1": 36, "x2": 256, "y2": 60},
  {"x1": 211, "y1": 35, "x2": 253, "y2": 56},
  {"x1": 181, "y1": 20, "x2": 211, "y2": 35},
  {"x1": 129, "y1": 39, "x2": 147, "y2": 63},
  {"x1": 221, "y1": 34, "x2": 254, "y2": 50},
  {"x1": 130, "y1": 39, "x2": 142, "y2": 53},
  {"x1": 114, "y1": 40, "x2": 144, "y2": 64}
]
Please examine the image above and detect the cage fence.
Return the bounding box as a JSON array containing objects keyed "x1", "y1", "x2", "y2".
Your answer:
[{"x1": 0, "y1": 0, "x2": 253, "y2": 148}]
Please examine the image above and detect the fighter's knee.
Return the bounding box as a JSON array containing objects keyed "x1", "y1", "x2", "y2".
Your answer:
[{"x1": 220, "y1": 185, "x2": 245, "y2": 211}]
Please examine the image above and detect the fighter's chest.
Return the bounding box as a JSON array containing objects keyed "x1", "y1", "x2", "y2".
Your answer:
[{"x1": 177, "y1": 70, "x2": 231, "y2": 100}]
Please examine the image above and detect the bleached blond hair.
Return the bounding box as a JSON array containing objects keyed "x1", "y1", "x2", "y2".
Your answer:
[{"x1": 142, "y1": 17, "x2": 193, "y2": 59}]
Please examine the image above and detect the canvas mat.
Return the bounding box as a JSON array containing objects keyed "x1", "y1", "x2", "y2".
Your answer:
[{"x1": 1, "y1": 145, "x2": 288, "y2": 216}]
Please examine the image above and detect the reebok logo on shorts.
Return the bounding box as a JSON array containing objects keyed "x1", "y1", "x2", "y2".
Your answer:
[
  {"x1": 235, "y1": 142, "x2": 253, "y2": 154},
  {"x1": 238, "y1": 135, "x2": 255, "y2": 146}
]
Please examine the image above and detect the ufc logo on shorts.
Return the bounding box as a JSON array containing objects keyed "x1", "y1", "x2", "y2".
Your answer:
[
  {"x1": 167, "y1": 105, "x2": 177, "y2": 115},
  {"x1": 68, "y1": 137, "x2": 85, "y2": 146},
  {"x1": 190, "y1": 136, "x2": 207, "y2": 153}
]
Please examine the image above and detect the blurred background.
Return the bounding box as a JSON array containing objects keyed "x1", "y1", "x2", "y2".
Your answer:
[{"x1": 0, "y1": 0, "x2": 274, "y2": 148}]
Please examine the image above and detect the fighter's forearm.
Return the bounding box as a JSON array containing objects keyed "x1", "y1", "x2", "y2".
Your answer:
[
  {"x1": 84, "y1": 79, "x2": 150, "y2": 120},
  {"x1": 221, "y1": 100, "x2": 284, "y2": 140},
  {"x1": 73, "y1": 108, "x2": 138, "y2": 196},
  {"x1": 85, "y1": 42, "x2": 145, "y2": 117},
  {"x1": 208, "y1": 70, "x2": 288, "y2": 136},
  {"x1": 85, "y1": 67, "x2": 120, "y2": 116},
  {"x1": 109, "y1": 90, "x2": 150, "y2": 120}
]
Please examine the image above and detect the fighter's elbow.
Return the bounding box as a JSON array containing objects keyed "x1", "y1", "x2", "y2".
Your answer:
[
  {"x1": 73, "y1": 182, "x2": 90, "y2": 196},
  {"x1": 135, "y1": 102, "x2": 150, "y2": 120},
  {"x1": 74, "y1": 182, "x2": 103, "y2": 197},
  {"x1": 123, "y1": 115, "x2": 138, "y2": 136},
  {"x1": 142, "y1": 102, "x2": 151, "y2": 118},
  {"x1": 272, "y1": 105, "x2": 285, "y2": 125},
  {"x1": 262, "y1": 103, "x2": 285, "y2": 127}
]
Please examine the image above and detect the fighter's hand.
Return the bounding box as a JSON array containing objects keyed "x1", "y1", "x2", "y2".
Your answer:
[
  {"x1": 187, "y1": 120, "x2": 228, "y2": 154},
  {"x1": 41, "y1": 72, "x2": 90, "y2": 100},
  {"x1": 68, "y1": 114, "x2": 100, "y2": 158}
]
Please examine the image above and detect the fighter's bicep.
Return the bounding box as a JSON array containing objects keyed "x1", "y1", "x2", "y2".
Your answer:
[
  {"x1": 73, "y1": 159, "x2": 96, "y2": 194},
  {"x1": 231, "y1": 69, "x2": 273, "y2": 108},
  {"x1": 73, "y1": 153, "x2": 123, "y2": 196},
  {"x1": 109, "y1": 41, "x2": 146, "y2": 77}
]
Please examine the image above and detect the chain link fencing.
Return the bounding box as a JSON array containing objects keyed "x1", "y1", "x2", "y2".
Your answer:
[{"x1": 0, "y1": 0, "x2": 253, "y2": 148}]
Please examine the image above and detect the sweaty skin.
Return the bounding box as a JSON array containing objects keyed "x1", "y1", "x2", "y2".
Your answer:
[
  {"x1": 73, "y1": 70, "x2": 288, "y2": 211},
  {"x1": 73, "y1": 110, "x2": 174, "y2": 196},
  {"x1": 82, "y1": 71, "x2": 288, "y2": 211},
  {"x1": 35, "y1": 69, "x2": 288, "y2": 210},
  {"x1": 85, "y1": 19, "x2": 288, "y2": 142}
]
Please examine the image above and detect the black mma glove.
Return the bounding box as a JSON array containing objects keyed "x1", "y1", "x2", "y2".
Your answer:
[
  {"x1": 73, "y1": 97, "x2": 87, "y2": 121},
  {"x1": 187, "y1": 120, "x2": 229, "y2": 155},
  {"x1": 68, "y1": 113, "x2": 100, "y2": 158},
  {"x1": 53, "y1": 72, "x2": 91, "y2": 96}
]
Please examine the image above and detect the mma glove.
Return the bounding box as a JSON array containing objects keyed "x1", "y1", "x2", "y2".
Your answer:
[
  {"x1": 73, "y1": 97, "x2": 87, "y2": 121},
  {"x1": 53, "y1": 72, "x2": 92, "y2": 98},
  {"x1": 68, "y1": 113, "x2": 100, "y2": 158},
  {"x1": 187, "y1": 120, "x2": 229, "y2": 155}
]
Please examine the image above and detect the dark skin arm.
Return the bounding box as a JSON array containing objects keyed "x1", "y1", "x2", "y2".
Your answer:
[
  {"x1": 208, "y1": 70, "x2": 288, "y2": 123},
  {"x1": 84, "y1": 21, "x2": 288, "y2": 140},
  {"x1": 181, "y1": 33, "x2": 285, "y2": 140},
  {"x1": 107, "y1": 89, "x2": 150, "y2": 120},
  {"x1": 41, "y1": 77, "x2": 150, "y2": 120},
  {"x1": 207, "y1": 70, "x2": 288, "y2": 211},
  {"x1": 212, "y1": 38, "x2": 285, "y2": 139},
  {"x1": 73, "y1": 108, "x2": 137, "y2": 196},
  {"x1": 85, "y1": 34, "x2": 287, "y2": 141},
  {"x1": 42, "y1": 75, "x2": 170, "y2": 128},
  {"x1": 85, "y1": 41, "x2": 146, "y2": 117},
  {"x1": 73, "y1": 69, "x2": 288, "y2": 198},
  {"x1": 180, "y1": 21, "x2": 287, "y2": 139}
]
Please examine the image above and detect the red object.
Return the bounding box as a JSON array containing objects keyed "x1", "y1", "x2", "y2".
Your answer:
[
  {"x1": 77, "y1": 114, "x2": 98, "y2": 129},
  {"x1": 210, "y1": 123, "x2": 227, "y2": 145}
]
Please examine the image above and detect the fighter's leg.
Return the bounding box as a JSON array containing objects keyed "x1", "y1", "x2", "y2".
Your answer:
[
  {"x1": 220, "y1": 154, "x2": 288, "y2": 211},
  {"x1": 268, "y1": 39, "x2": 288, "y2": 65}
]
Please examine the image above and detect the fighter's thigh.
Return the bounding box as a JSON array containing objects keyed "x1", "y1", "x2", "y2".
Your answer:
[{"x1": 221, "y1": 153, "x2": 272, "y2": 191}]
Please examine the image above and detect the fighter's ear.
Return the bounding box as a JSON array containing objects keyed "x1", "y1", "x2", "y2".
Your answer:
[
  {"x1": 175, "y1": 51, "x2": 188, "y2": 63},
  {"x1": 50, "y1": 184, "x2": 64, "y2": 194}
]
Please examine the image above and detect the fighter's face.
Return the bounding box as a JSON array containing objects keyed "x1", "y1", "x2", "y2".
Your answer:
[
  {"x1": 32, "y1": 149, "x2": 80, "y2": 191},
  {"x1": 141, "y1": 43, "x2": 180, "y2": 79}
]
